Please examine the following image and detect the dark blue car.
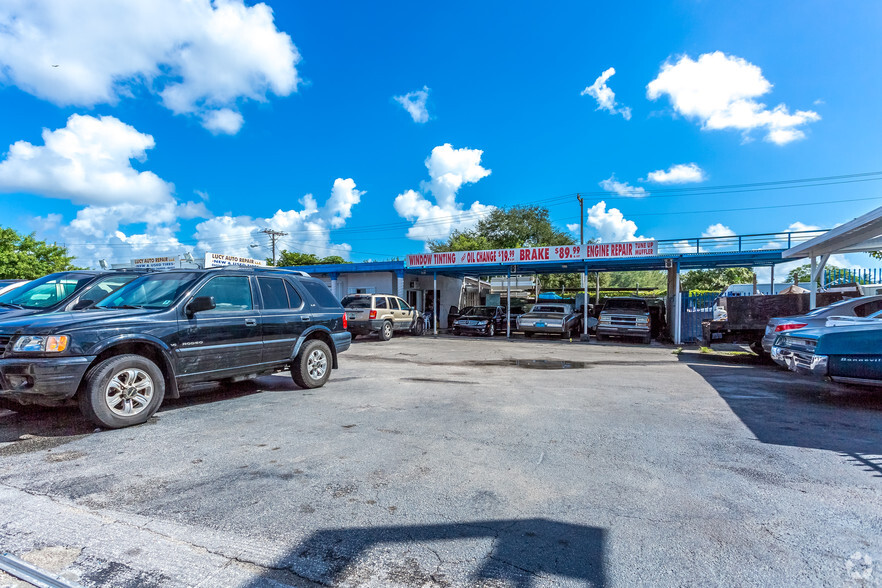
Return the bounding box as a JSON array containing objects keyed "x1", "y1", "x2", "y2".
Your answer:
[{"x1": 771, "y1": 323, "x2": 882, "y2": 386}]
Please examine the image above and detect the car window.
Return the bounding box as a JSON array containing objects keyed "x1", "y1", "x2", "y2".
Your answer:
[
  {"x1": 342, "y1": 295, "x2": 371, "y2": 308},
  {"x1": 76, "y1": 275, "x2": 138, "y2": 305},
  {"x1": 285, "y1": 281, "x2": 304, "y2": 308},
  {"x1": 301, "y1": 280, "x2": 341, "y2": 308},
  {"x1": 389, "y1": 298, "x2": 403, "y2": 310},
  {"x1": 532, "y1": 305, "x2": 565, "y2": 313},
  {"x1": 0, "y1": 272, "x2": 92, "y2": 309},
  {"x1": 805, "y1": 297, "x2": 859, "y2": 317},
  {"x1": 258, "y1": 278, "x2": 289, "y2": 310},
  {"x1": 375, "y1": 297, "x2": 388, "y2": 309},
  {"x1": 458, "y1": 307, "x2": 473, "y2": 315},
  {"x1": 854, "y1": 300, "x2": 882, "y2": 317},
  {"x1": 98, "y1": 272, "x2": 200, "y2": 309},
  {"x1": 196, "y1": 276, "x2": 253, "y2": 311},
  {"x1": 603, "y1": 299, "x2": 647, "y2": 311},
  {"x1": 398, "y1": 298, "x2": 412, "y2": 311}
]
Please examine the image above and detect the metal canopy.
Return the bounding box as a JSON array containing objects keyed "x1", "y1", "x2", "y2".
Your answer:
[{"x1": 783, "y1": 204, "x2": 882, "y2": 259}]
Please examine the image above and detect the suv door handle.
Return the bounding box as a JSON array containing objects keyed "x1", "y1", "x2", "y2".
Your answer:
[{"x1": 245, "y1": 319, "x2": 257, "y2": 327}]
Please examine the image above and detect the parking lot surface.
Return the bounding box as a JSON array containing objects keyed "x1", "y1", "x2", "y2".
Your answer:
[{"x1": 0, "y1": 336, "x2": 880, "y2": 587}]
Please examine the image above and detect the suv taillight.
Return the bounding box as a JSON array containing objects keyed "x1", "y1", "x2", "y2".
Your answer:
[
  {"x1": 775, "y1": 322, "x2": 807, "y2": 332},
  {"x1": 342, "y1": 313, "x2": 347, "y2": 329},
  {"x1": 369, "y1": 310, "x2": 377, "y2": 319}
]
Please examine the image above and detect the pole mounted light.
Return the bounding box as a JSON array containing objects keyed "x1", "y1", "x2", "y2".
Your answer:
[{"x1": 259, "y1": 228, "x2": 289, "y2": 265}]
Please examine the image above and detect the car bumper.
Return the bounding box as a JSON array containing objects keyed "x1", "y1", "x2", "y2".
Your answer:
[
  {"x1": 452, "y1": 324, "x2": 491, "y2": 335},
  {"x1": 519, "y1": 324, "x2": 567, "y2": 334},
  {"x1": 770, "y1": 346, "x2": 828, "y2": 376},
  {"x1": 596, "y1": 325, "x2": 649, "y2": 337},
  {"x1": 347, "y1": 319, "x2": 386, "y2": 334},
  {"x1": 0, "y1": 356, "x2": 94, "y2": 405},
  {"x1": 332, "y1": 331, "x2": 352, "y2": 354},
  {"x1": 761, "y1": 332, "x2": 776, "y2": 353}
]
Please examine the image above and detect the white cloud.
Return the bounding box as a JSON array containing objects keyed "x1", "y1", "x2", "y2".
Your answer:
[
  {"x1": 585, "y1": 201, "x2": 646, "y2": 242},
  {"x1": 599, "y1": 175, "x2": 648, "y2": 198},
  {"x1": 646, "y1": 51, "x2": 820, "y2": 145},
  {"x1": 0, "y1": 0, "x2": 300, "y2": 133},
  {"x1": 701, "y1": 223, "x2": 735, "y2": 239},
  {"x1": 786, "y1": 221, "x2": 821, "y2": 233},
  {"x1": 0, "y1": 114, "x2": 173, "y2": 206},
  {"x1": 324, "y1": 178, "x2": 365, "y2": 229},
  {"x1": 581, "y1": 67, "x2": 631, "y2": 120},
  {"x1": 195, "y1": 179, "x2": 364, "y2": 262},
  {"x1": 645, "y1": 163, "x2": 706, "y2": 184},
  {"x1": 394, "y1": 143, "x2": 494, "y2": 243},
  {"x1": 394, "y1": 86, "x2": 430, "y2": 123}
]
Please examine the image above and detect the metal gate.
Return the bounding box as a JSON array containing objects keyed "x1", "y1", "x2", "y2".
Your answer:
[{"x1": 680, "y1": 292, "x2": 720, "y2": 344}]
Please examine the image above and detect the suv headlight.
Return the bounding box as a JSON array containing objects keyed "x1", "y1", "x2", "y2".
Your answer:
[{"x1": 13, "y1": 335, "x2": 69, "y2": 353}]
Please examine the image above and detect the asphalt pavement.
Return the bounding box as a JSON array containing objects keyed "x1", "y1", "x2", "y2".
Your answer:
[{"x1": 0, "y1": 335, "x2": 880, "y2": 587}]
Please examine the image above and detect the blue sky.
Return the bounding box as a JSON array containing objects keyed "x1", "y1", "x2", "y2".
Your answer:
[{"x1": 1, "y1": 0, "x2": 881, "y2": 275}]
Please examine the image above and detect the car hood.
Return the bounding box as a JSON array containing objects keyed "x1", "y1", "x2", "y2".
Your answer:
[
  {"x1": 0, "y1": 308, "x2": 160, "y2": 335},
  {"x1": 458, "y1": 313, "x2": 496, "y2": 320},
  {"x1": 0, "y1": 308, "x2": 43, "y2": 320}
]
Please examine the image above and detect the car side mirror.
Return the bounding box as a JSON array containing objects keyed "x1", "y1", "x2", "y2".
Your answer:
[
  {"x1": 71, "y1": 299, "x2": 96, "y2": 310},
  {"x1": 186, "y1": 296, "x2": 216, "y2": 316}
]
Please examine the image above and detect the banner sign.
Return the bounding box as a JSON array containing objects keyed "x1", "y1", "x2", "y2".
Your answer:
[
  {"x1": 132, "y1": 256, "x2": 177, "y2": 270},
  {"x1": 204, "y1": 252, "x2": 267, "y2": 268},
  {"x1": 406, "y1": 240, "x2": 657, "y2": 268}
]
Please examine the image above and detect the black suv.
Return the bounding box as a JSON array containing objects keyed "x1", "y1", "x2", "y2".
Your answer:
[
  {"x1": 0, "y1": 270, "x2": 147, "y2": 318},
  {"x1": 0, "y1": 267, "x2": 351, "y2": 428}
]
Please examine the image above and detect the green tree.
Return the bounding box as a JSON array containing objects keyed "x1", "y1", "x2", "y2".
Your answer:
[
  {"x1": 785, "y1": 263, "x2": 844, "y2": 285},
  {"x1": 680, "y1": 267, "x2": 755, "y2": 291},
  {"x1": 273, "y1": 250, "x2": 351, "y2": 267},
  {"x1": 428, "y1": 205, "x2": 574, "y2": 252},
  {"x1": 0, "y1": 226, "x2": 79, "y2": 279},
  {"x1": 604, "y1": 270, "x2": 667, "y2": 289}
]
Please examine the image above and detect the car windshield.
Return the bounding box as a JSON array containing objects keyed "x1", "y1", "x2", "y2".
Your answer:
[
  {"x1": 603, "y1": 299, "x2": 648, "y2": 311},
  {"x1": 0, "y1": 272, "x2": 93, "y2": 309},
  {"x1": 532, "y1": 305, "x2": 566, "y2": 313},
  {"x1": 341, "y1": 296, "x2": 372, "y2": 308},
  {"x1": 805, "y1": 297, "x2": 860, "y2": 317},
  {"x1": 96, "y1": 272, "x2": 200, "y2": 309},
  {"x1": 465, "y1": 307, "x2": 496, "y2": 317}
]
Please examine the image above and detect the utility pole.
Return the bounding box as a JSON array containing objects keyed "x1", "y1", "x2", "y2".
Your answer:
[
  {"x1": 576, "y1": 193, "x2": 584, "y2": 245},
  {"x1": 259, "y1": 228, "x2": 288, "y2": 265}
]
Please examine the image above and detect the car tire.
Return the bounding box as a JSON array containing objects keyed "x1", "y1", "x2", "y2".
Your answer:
[
  {"x1": 749, "y1": 341, "x2": 767, "y2": 357},
  {"x1": 642, "y1": 335, "x2": 652, "y2": 345},
  {"x1": 78, "y1": 354, "x2": 165, "y2": 429},
  {"x1": 411, "y1": 319, "x2": 425, "y2": 336},
  {"x1": 292, "y1": 339, "x2": 332, "y2": 389},
  {"x1": 524, "y1": 332, "x2": 534, "y2": 338},
  {"x1": 379, "y1": 320, "x2": 393, "y2": 341},
  {"x1": 595, "y1": 333, "x2": 606, "y2": 342}
]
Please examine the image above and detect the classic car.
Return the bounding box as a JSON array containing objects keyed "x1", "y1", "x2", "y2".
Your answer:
[
  {"x1": 771, "y1": 323, "x2": 882, "y2": 386},
  {"x1": 517, "y1": 303, "x2": 581, "y2": 339},
  {"x1": 761, "y1": 295, "x2": 882, "y2": 353}
]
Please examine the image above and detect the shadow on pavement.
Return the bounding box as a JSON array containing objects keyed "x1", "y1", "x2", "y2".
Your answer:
[
  {"x1": 681, "y1": 355, "x2": 882, "y2": 477},
  {"x1": 244, "y1": 519, "x2": 606, "y2": 588},
  {"x1": 0, "y1": 376, "x2": 284, "y2": 443}
]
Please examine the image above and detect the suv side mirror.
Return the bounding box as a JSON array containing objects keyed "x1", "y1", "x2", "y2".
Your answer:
[
  {"x1": 71, "y1": 299, "x2": 96, "y2": 310},
  {"x1": 186, "y1": 296, "x2": 216, "y2": 316}
]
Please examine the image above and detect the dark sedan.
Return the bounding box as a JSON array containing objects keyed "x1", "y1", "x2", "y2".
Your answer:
[{"x1": 451, "y1": 306, "x2": 503, "y2": 336}]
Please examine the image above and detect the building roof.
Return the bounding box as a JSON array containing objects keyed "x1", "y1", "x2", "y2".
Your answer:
[{"x1": 783, "y1": 204, "x2": 882, "y2": 259}]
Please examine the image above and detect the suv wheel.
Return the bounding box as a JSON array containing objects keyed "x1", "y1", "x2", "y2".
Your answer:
[
  {"x1": 411, "y1": 319, "x2": 425, "y2": 336},
  {"x1": 379, "y1": 320, "x2": 393, "y2": 341},
  {"x1": 292, "y1": 339, "x2": 332, "y2": 389},
  {"x1": 79, "y1": 354, "x2": 165, "y2": 429}
]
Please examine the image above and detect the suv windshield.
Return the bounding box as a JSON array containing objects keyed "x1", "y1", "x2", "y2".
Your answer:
[
  {"x1": 342, "y1": 295, "x2": 372, "y2": 308},
  {"x1": 0, "y1": 272, "x2": 92, "y2": 309},
  {"x1": 603, "y1": 299, "x2": 648, "y2": 312},
  {"x1": 97, "y1": 272, "x2": 200, "y2": 309}
]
